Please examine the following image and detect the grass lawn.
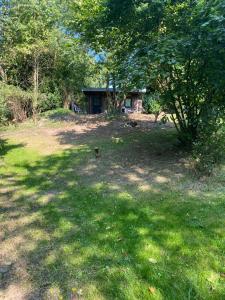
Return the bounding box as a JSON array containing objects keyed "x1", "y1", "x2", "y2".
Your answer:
[{"x1": 0, "y1": 113, "x2": 225, "y2": 299}]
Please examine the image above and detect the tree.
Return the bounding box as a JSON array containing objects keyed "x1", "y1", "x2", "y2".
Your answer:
[
  {"x1": 0, "y1": 0, "x2": 61, "y2": 116},
  {"x1": 50, "y1": 32, "x2": 95, "y2": 108},
  {"x1": 0, "y1": 0, "x2": 97, "y2": 117},
  {"x1": 64, "y1": 0, "x2": 143, "y2": 111},
  {"x1": 73, "y1": 0, "x2": 225, "y2": 147}
]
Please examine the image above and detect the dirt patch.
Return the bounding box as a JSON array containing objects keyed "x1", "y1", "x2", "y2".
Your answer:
[{"x1": 0, "y1": 113, "x2": 172, "y2": 155}]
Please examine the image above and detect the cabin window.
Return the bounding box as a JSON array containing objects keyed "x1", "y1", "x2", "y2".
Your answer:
[{"x1": 125, "y1": 99, "x2": 132, "y2": 108}]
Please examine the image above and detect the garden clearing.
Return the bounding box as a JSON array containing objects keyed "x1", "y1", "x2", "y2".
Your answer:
[{"x1": 0, "y1": 112, "x2": 225, "y2": 300}]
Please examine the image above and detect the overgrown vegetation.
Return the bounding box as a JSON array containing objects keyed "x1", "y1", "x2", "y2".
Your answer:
[
  {"x1": 0, "y1": 82, "x2": 33, "y2": 123},
  {"x1": 192, "y1": 117, "x2": 225, "y2": 175},
  {"x1": 0, "y1": 0, "x2": 97, "y2": 122}
]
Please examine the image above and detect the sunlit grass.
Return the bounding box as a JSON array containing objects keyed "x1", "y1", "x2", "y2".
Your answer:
[{"x1": 0, "y1": 128, "x2": 225, "y2": 299}]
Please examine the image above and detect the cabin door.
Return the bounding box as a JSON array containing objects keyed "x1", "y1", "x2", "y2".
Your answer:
[{"x1": 92, "y1": 95, "x2": 102, "y2": 114}]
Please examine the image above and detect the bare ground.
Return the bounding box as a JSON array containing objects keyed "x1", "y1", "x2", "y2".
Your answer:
[{"x1": 0, "y1": 113, "x2": 172, "y2": 154}]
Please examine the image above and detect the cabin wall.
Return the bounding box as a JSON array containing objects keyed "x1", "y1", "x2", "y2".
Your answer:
[
  {"x1": 88, "y1": 95, "x2": 92, "y2": 114},
  {"x1": 101, "y1": 96, "x2": 108, "y2": 113},
  {"x1": 132, "y1": 98, "x2": 143, "y2": 112},
  {"x1": 121, "y1": 95, "x2": 143, "y2": 113},
  {"x1": 84, "y1": 91, "x2": 143, "y2": 114},
  {"x1": 85, "y1": 92, "x2": 106, "y2": 114}
]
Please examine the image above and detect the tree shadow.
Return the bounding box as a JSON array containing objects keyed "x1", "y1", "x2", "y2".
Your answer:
[
  {"x1": 0, "y1": 139, "x2": 25, "y2": 157},
  {"x1": 0, "y1": 134, "x2": 224, "y2": 299},
  {"x1": 51, "y1": 114, "x2": 174, "y2": 147}
]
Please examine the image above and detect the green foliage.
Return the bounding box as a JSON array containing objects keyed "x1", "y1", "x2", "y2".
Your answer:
[
  {"x1": 74, "y1": 0, "x2": 225, "y2": 173},
  {"x1": 143, "y1": 93, "x2": 162, "y2": 121},
  {"x1": 41, "y1": 108, "x2": 73, "y2": 121},
  {"x1": 192, "y1": 130, "x2": 225, "y2": 176},
  {"x1": 50, "y1": 32, "x2": 95, "y2": 107},
  {"x1": 38, "y1": 92, "x2": 62, "y2": 112},
  {"x1": 1, "y1": 0, "x2": 225, "y2": 174},
  {"x1": 0, "y1": 0, "x2": 97, "y2": 116},
  {"x1": 192, "y1": 109, "x2": 225, "y2": 175},
  {"x1": 0, "y1": 83, "x2": 33, "y2": 123},
  {"x1": 0, "y1": 99, "x2": 9, "y2": 125},
  {"x1": 0, "y1": 83, "x2": 10, "y2": 122}
]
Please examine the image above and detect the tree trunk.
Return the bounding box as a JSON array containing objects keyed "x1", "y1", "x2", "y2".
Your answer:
[
  {"x1": 154, "y1": 112, "x2": 160, "y2": 123},
  {"x1": 33, "y1": 55, "x2": 39, "y2": 122},
  {"x1": 63, "y1": 88, "x2": 72, "y2": 109},
  {"x1": 112, "y1": 74, "x2": 117, "y2": 109},
  {"x1": 0, "y1": 65, "x2": 7, "y2": 83},
  {"x1": 106, "y1": 73, "x2": 111, "y2": 112}
]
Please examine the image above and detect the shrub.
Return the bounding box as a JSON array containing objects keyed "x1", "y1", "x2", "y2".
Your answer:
[
  {"x1": 0, "y1": 96, "x2": 10, "y2": 125},
  {"x1": 41, "y1": 108, "x2": 74, "y2": 121},
  {"x1": 0, "y1": 83, "x2": 33, "y2": 124},
  {"x1": 0, "y1": 83, "x2": 63, "y2": 124},
  {"x1": 38, "y1": 92, "x2": 62, "y2": 112},
  {"x1": 192, "y1": 107, "x2": 225, "y2": 176},
  {"x1": 143, "y1": 93, "x2": 163, "y2": 122}
]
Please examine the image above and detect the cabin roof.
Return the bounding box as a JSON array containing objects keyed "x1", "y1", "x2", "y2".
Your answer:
[
  {"x1": 82, "y1": 88, "x2": 145, "y2": 94},
  {"x1": 82, "y1": 88, "x2": 115, "y2": 93}
]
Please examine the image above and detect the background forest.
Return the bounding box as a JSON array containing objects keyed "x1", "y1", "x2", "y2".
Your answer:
[{"x1": 0, "y1": 0, "x2": 107, "y2": 123}]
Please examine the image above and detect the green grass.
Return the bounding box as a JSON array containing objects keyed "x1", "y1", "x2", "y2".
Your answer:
[
  {"x1": 41, "y1": 108, "x2": 74, "y2": 119},
  {"x1": 0, "y1": 128, "x2": 225, "y2": 299}
]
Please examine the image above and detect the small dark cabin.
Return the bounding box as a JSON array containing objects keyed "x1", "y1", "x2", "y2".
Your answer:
[{"x1": 82, "y1": 88, "x2": 143, "y2": 114}]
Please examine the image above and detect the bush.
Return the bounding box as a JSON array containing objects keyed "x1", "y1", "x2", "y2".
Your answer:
[
  {"x1": 0, "y1": 96, "x2": 10, "y2": 125},
  {"x1": 0, "y1": 83, "x2": 33, "y2": 124},
  {"x1": 0, "y1": 83, "x2": 63, "y2": 124},
  {"x1": 41, "y1": 108, "x2": 74, "y2": 121},
  {"x1": 143, "y1": 93, "x2": 162, "y2": 122},
  {"x1": 192, "y1": 110, "x2": 225, "y2": 175},
  {"x1": 38, "y1": 92, "x2": 62, "y2": 112}
]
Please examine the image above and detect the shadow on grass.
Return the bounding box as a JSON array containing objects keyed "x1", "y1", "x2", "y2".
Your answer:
[
  {"x1": 0, "y1": 138, "x2": 225, "y2": 299},
  {"x1": 54, "y1": 117, "x2": 174, "y2": 147},
  {"x1": 0, "y1": 139, "x2": 25, "y2": 157}
]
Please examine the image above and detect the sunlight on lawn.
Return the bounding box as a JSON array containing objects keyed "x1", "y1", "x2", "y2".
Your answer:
[{"x1": 0, "y1": 130, "x2": 225, "y2": 300}]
